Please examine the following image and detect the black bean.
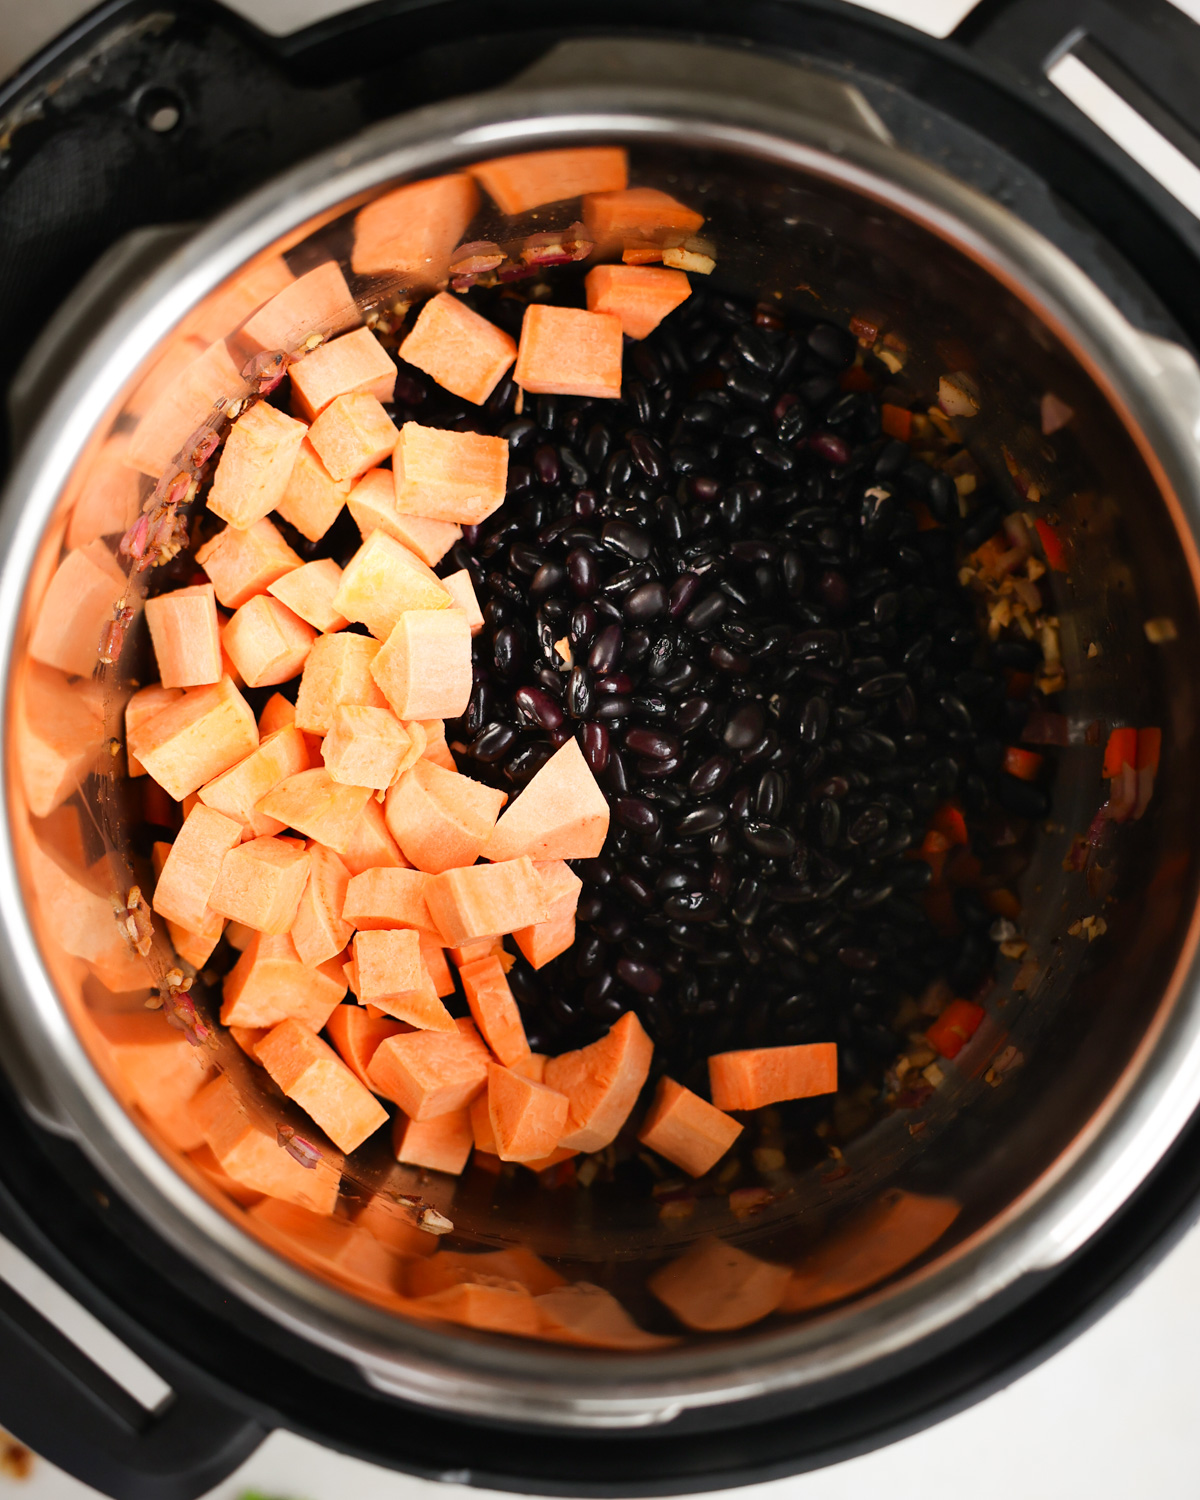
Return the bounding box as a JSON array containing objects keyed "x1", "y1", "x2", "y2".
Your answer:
[
  {"x1": 755, "y1": 770, "x2": 787, "y2": 819},
  {"x1": 742, "y1": 820, "x2": 796, "y2": 858},
  {"x1": 582, "y1": 722, "x2": 609, "y2": 773},
  {"x1": 684, "y1": 591, "x2": 727, "y2": 631},
  {"x1": 601, "y1": 519, "x2": 652, "y2": 561},
  {"x1": 689, "y1": 755, "x2": 733, "y2": 796},
  {"x1": 567, "y1": 666, "x2": 593, "y2": 719},
  {"x1": 470, "y1": 723, "x2": 517, "y2": 762},
  {"x1": 723, "y1": 702, "x2": 764, "y2": 750},
  {"x1": 615, "y1": 796, "x2": 660, "y2": 833},
  {"x1": 514, "y1": 685, "x2": 564, "y2": 731},
  {"x1": 624, "y1": 581, "x2": 668, "y2": 622},
  {"x1": 675, "y1": 804, "x2": 726, "y2": 836},
  {"x1": 626, "y1": 728, "x2": 679, "y2": 761},
  {"x1": 617, "y1": 958, "x2": 663, "y2": 995},
  {"x1": 588, "y1": 624, "x2": 622, "y2": 673}
]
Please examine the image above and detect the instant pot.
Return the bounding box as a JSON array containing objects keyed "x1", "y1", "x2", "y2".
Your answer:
[{"x1": 3, "y1": 2, "x2": 1200, "y2": 1497}]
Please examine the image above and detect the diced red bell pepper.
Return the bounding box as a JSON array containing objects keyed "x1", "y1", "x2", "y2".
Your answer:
[
  {"x1": 916, "y1": 828, "x2": 951, "y2": 884},
  {"x1": 1102, "y1": 727, "x2": 1138, "y2": 779},
  {"x1": 881, "y1": 403, "x2": 913, "y2": 442},
  {"x1": 926, "y1": 998, "x2": 986, "y2": 1060},
  {"x1": 1003, "y1": 745, "x2": 1043, "y2": 781},
  {"x1": 930, "y1": 802, "x2": 968, "y2": 846},
  {"x1": 839, "y1": 363, "x2": 875, "y2": 393},
  {"x1": 1136, "y1": 727, "x2": 1161, "y2": 773},
  {"x1": 1034, "y1": 517, "x2": 1068, "y2": 572},
  {"x1": 849, "y1": 314, "x2": 880, "y2": 344}
]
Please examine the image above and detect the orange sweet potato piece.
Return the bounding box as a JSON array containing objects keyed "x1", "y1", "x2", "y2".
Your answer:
[
  {"x1": 65, "y1": 433, "x2": 143, "y2": 549},
  {"x1": 460, "y1": 955, "x2": 529, "y2": 1067},
  {"x1": 189, "y1": 1071, "x2": 341, "y2": 1211},
  {"x1": 125, "y1": 684, "x2": 182, "y2": 778},
  {"x1": 24, "y1": 837, "x2": 146, "y2": 992},
  {"x1": 451, "y1": 937, "x2": 504, "y2": 970},
  {"x1": 258, "y1": 693, "x2": 296, "y2": 737},
  {"x1": 441, "y1": 568, "x2": 483, "y2": 634},
  {"x1": 367, "y1": 1017, "x2": 489, "y2": 1119},
  {"x1": 397, "y1": 293, "x2": 516, "y2": 406},
  {"x1": 323, "y1": 704, "x2": 409, "y2": 790},
  {"x1": 648, "y1": 1239, "x2": 790, "y2": 1332},
  {"x1": 179, "y1": 252, "x2": 294, "y2": 345},
  {"x1": 394, "y1": 1109, "x2": 473, "y2": 1175},
  {"x1": 341, "y1": 797, "x2": 407, "y2": 875},
  {"x1": 209, "y1": 835, "x2": 310, "y2": 934},
  {"x1": 410, "y1": 1247, "x2": 564, "y2": 1298},
  {"x1": 418, "y1": 718, "x2": 455, "y2": 772},
  {"x1": 195, "y1": 516, "x2": 302, "y2": 609},
  {"x1": 370, "y1": 608, "x2": 472, "y2": 722},
  {"x1": 584, "y1": 264, "x2": 691, "y2": 340},
  {"x1": 392, "y1": 422, "x2": 508, "y2": 525},
  {"x1": 151, "y1": 836, "x2": 227, "y2": 969},
  {"x1": 342, "y1": 866, "x2": 437, "y2": 934},
  {"x1": 781, "y1": 1190, "x2": 961, "y2": 1313},
  {"x1": 487, "y1": 1063, "x2": 568, "y2": 1163},
  {"x1": 267, "y1": 558, "x2": 348, "y2": 633},
  {"x1": 237, "y1": 260, "x2": 359, "y2": 356},
  {"x1": 333, "y1": 529, "x2": 450, "y2": 641},
  {"x1": 128, "y1": 676, "x2": 260, "y2": 801},
  {"x1": 352, "y1": 929, "x2": 454, "y2": 1031},
  {"x1": 511, "y1": 857, "x2": 582, "y2": 969},
  {"x1": 246, "y1": 1198, "x2": 404, "y2": 1297},
  {"x1": 513, "y1": 305, "x2": 622, "y2": 400},
  {"x1": 708, "y1": 1043, "x2": 838, "y2": 1111},
  {"x1": 470, "y1": 1090, "x2": 497, "y2": 1152},
  {"x1": 257, "y1": 1017, "x2": 389, "y2": 1153},
  {"x1": 18, "y1": 663, "x2": 105, "y2": 815},
  {"x1": 207, "y1": 400, "x2": 308, "y2": 529},
  {"x1": 535, "y1": 1283, "x2": 675, "y2": 1350},
  {"x1": 325, "y1": 1004, "x2": 409, "y2": 1089},
  {"x1": 410, "y1": 1281, "x2": 539, "y2": 1336},
  {"x1": 293, "y1": 632, "x2": 388, "y2": 735},
  {"x1": 126, "y1": 338, "x2": 242, "y2": 477},
  {"x1": 275, "y1": 438, "x2": 351, "y2": 543},
  {"x1": 353, "y1": 1194, "x2": 439, "y2": 1257},
  {"x1": 582, "y1": 186, "x2": 705, "y2": 241},
  {"x1": 187, "y1": 1143, "x2": 264, "y2": 1207},
  {"x1": 289, "y1": 326, "x2": 396, "y2": 420},
  {"x1": 471, "y1": 146, "x2": 627, "y2": 214},
  {"x1": 229, "y1": 1024, "x2": 268, "y2": 1061},
  {"x1": 424, "y1": 856, "x2": 548, "y2": 946},
  {"x1": 29, "y1": 539, "x2": 126, "y2": 678},
  {"x1": 543, "y1": 1011, "x2": 653, "y2": 1152},
  {"x1": 483, "y1": 738, "x2": 609, "y2": 862},
  {"x1": 93, "y1": 1010, "x2": 214, "y2": 1151},
  {"x1": 347, "y1": 468, "x2": 462, "y2": 566},
  {"x1": 198, "y1": 725, "x2": 309, "y2": 837},
  {"x1": 383, "y1": 758, "x2": 506, "y2": 874},
  {"x1": 151, "y1": 803, "x2": 242, "y2": 933},
  {"x1": 290, "y1": 844, "x2": 353, "y2": 966},
  {"x1": 220, "y1": 931, "x2": 346, "y2": 1029},
  {"x1": 638, "y1": 1076, "x2": 742, "y2": 1177},
  {"x1": 420, "y1": 937, "x2": 454, "y2": 997},
  {"x1": 351, "y1": 173, "x2": 479, "y2": 280},
  {"x1": 221, "y1": 594, "x2": 316, "y2": 689},
  {"x1": 145, "y1": 582, "x2": 222, "y2": 688},
  {"x1": 257, "y1": 769, "x2": 373, "y2": 855},
  {"x1": 307, "y1": 393, "x2": 398, "y2": 483}
]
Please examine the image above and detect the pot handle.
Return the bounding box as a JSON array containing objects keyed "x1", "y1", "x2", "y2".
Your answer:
[{"x1": 0, "y1": 1174, "x2": 264, "y2": 1500}]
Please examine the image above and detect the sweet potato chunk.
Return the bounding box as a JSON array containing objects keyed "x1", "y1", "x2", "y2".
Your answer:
[
  {"x1": 513, "y1": 304, "x2": 622, "y2": 400},
  {"x1": 342, "y1": 867, "x2": 437, "y2": 934},
  {"x1": 195, "y1": 516, "x2": 302, "y2": 609},
  {"x1": 393, "y1": 422, "x2": 508, "y2": 525},
  {"x1": 238, "y1": 260, "x2": 359, "y2": 355},
  {"x1": 410, "y1": 1281, "x2": 539, "y2": 1336},
  {"x1": 126, "y1": 338, "x2": 242, "y2": 477},
  {"x1": 421, "y1": 937, "x2": 454, "y2": 997},
  {"x1": 384, "y1": 758, "x2": 505, "y2": 874},
  {"x1": 648, "y1": 1239, "x2": 790, "y2": 1332},
  {"x1": 487, "y1": 1063, "x2": 568, "y2": 1162},
  {"x1": 341, "y1": 798, "x2": 407, "y2": 874},
  {"x1": 290, "y1": 844, "x2": 353, "y2": 967},
  {"x1": 198, "y1": 725, "x2": 309, "y2": 837},
  {"x1": 483, "y1": 738, "x2": 608, "y2": 862},
  {"x1": 66, "y1": 434, "x2": 143, "y2": 549},
  {"x1": 333, "y1": 529, "x2": 450, "y2": 640},
  {"x1": 275, "y1": 438, "x2": 351, "y2": 543},
  {"x1": 289, "y1": 326, "x2": 397, "y2": 420},
  {"x1": 18, "y1": 663, "x2": 106, "y2": 816},
  {"x1": 511, "y1": 858, "x2": 582, "y2": 970},
  {"x1": 93, "y1": 1010, "x2": 214, "y2": 1152},
  {"x1": 638, "y1": 1076, "x2": 742, "y2": 1177},
  {"x1": 128, "y1": 676, "x2": 259, "y2": 802},
  {"x1": 781, "y1": 1191, "x2": 961, "y2": 1313},
  {"x1": 220, "y1": 932, "x2": 346, "y2": 1029},
  {"x1": 370, "y1": 608, "x2": 472, "y2": 721},
  {"x1": 29, "y1": 539, "x2": 126, "y2": 678},
  {"x1": 394, "y1": 1110, "x2": 473, "y2": 1175},
  {"x1": 207, "y1": 400, "x2": 307, "y2": 529},
  {"x1": 189, "y1": 1072, "x2": 341, "y2": 1211},
  {"x1": 397, "y1": 293, "x2": 516, "y2": 406},
  {"x1": 247, "y1": 1198, "x2": 403, "y2": 1296},
  {"x1": 257, "y1": 1017, "x2": 388, "y2": 1153},
  {"x1": 325, "y1": 1004, "x2": 409, "y2": 1089},
  {"x1": 584, "y1": 264, "x2": 691, "y2": 340},
  {"x1": 460, "y1": 955, "x2": 529, "y2": 1068},
  {"x1": 25, "y1": 838, "x2": 146, "y2": 992},
  {"x1": 152, "y1": 803, "x2": 243, "y2": 934},
  {"x1": 258, "y1": 769, "x2": 373, "y2": 855},
  {"x1": 352, "y1": 929, "x2": 454, "y2": 1030},
  {"x1": 125, "y1": 684, "x2": 182, "y2": 778},
  {"x1": 425, "y1": 856, "x2": 548, "y2": 946},
  {"x1": 209, "y1": 835, "x2": 310, "y2": 934},
  {"x1": 441, "y1": 569, "x2": 483, "y2": 634},
  {"x1": 471, "y1": 146, "x2": 627, "y2": 214},
  {"x1": 266, "y1": 558, "x2": 348, "y2": 633},
  {"x1": 351, "y1": 173, "x2": 479, "y2": 281},
  {"x1": 293, "y1": 632, "x2": 388, "y2": 735},
  {"x1": 708, "y1": 1043, "x2": 838, "y2": 1111},
  {"x1": 367, "y1": 1017, "x2": 489, "y2": 1119},
  {"x1": 543, "y1": 1011, "x2": 653, "y2": 1153},
  {"x1": 145, "y1": 583, "x2": 222, "y2": 688},
  {"x1": 347, "y1": 468, "x2": 462, "y2": 566},
  {"x1": 180, "y1": 252, "x2": 294, "y2": 345},
  {"x1": 323, "y1": 704, "x2": 409, "y2": 789},
  {"x1": 582, "y1": 186, "x2": 704, "y2": 241},
  {"x1": 221, "y1": 594, "x2": 317, "y2": 688},
  {"x1": 535, "y1": 1283, "x2": 675, "y2": 1350},
  {"x1": 307, "y1": 392, "x2": 398, "y2": 483}
]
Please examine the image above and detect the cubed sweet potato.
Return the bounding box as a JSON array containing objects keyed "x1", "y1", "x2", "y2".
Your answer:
[
  {"x1": 543, "y1": 1011, "x2": 653, "y2": 1153},
  {"x1": 29, "y1": 539, "x2": 126, "y2": 678},
  {"x1": 128, "y1": 676, "x2": 260, "y2": 802},
  {"x1": 352, "y1": 929, "x2": 454, "y2": 1031},
  {"x1": 397, "y1": 293, "x2": 516, "y2": 406},
  {"x1": 221, "y1": 594, "x2": 317, "y2": 688},
  {"x1": 208, "y1": 835, "x2": 310, "y2": 934},
  {"x1": 459, "y1": 955, "x2": 529, "y2": 1067},
  {"x1": 482, "y1": 738, "x2": 608, "y2": 862},
  {"x1": 393, "y1": 422, "x2": 508, "y2": 526},
  {"x1": 325, "y1": 1004, "x2": 409, "y2": 1090},
  {"x1": 347, "y1": 468, "x2": 462, "y2": 566},
  {"x1": 151, "y1": 803, "x2": 243, "y2": 934},
  {"x1": 195, "y1": 516, "x2": 302, "y2": 609},
  {"x1": 340, "y1": 798, "x2": 407, "y2": 875},
  {"x1": 197, "y1": 725, "x2": 309, "y2": 838},
  {"x1": 384, "y1": 758, "x2": 506, "y2": 873},
  {"x1": 441, "y1": 569, "x2": 483, "y2": 634},
  {"x1": 207, "y1": 400, "x2": 307, "y2": 530},
  {"x1": 257, "y1": 1017, "x2": 389, "y2": 1154},
  {"x1": 708, "y1": 1043, "x2": 838, "y2": 1111},
  {"x1": 323, "y1": 704, "x2": 409, "y2": 789},
  {"x1": 307, "y1": 393, "x2": 398, "y2": 483},
  {"x1": 351, "y1": 173, "x2": 480, "y2": 281},
  {"x1": 145, "y1": 582, "x2": 223, "y2": 689},
  {"x1": 487, "y1": 1063, "x2": 569, "y2": 1163},
  {"x1": 637, "y1": 1076, "x2": 742, "y2": 1178},
  {"x1": 370, "y1": 608, "x2": 472, "y2": 721},
  {"x1": 220, "y1": 931, "x2": 346, "y2": 1029},
  {"x1": 257, "y1": 769, "x2": 374, "y2": 856},
  {"x1": 394, "y1": 1109, "x2": 473, "y2": 1175},
  {"x1": 266, "y1": 558, "x2": 348, "y2": 633},
  {"x1": 293, "y1": 632, "x2": 388, "y2": 735},
  {"x1": 342, "y1": 866, "x2": 437, "y2": 934},
  {"x1": 513, "y1": 305, "x2": 622, "y2": 400},
  {"x1": 366, "y1": 1016, "x2": 489, "y2": 1119},
  {"x1": 424, "y1": 856, "x2": 549, "y2": 946},
  {"x1": 290, "y1": 844, "x2": 353, "y2": 967},
  {"x1": 333, "y1": 529, "x2": 450, "y2": 641},
  {"x1": 584, "y1": 264, "x2": 691, "y2": 340},
  {"x1": 289, "y1": 326, "x2": 397, "y2": 420},
  {"x1": 275, "y1": 438, "x2": 351, "y2": 543}
]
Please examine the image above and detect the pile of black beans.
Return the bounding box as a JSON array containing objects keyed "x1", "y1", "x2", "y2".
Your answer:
[{"x1": 384, "y1": 282, "x2": 1039, "y2": 1099}]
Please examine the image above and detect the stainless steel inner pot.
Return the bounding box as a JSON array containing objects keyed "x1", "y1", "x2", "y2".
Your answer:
[{"x1": 3, "y1": 37, "x2": 1200, "y2": 1431}]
